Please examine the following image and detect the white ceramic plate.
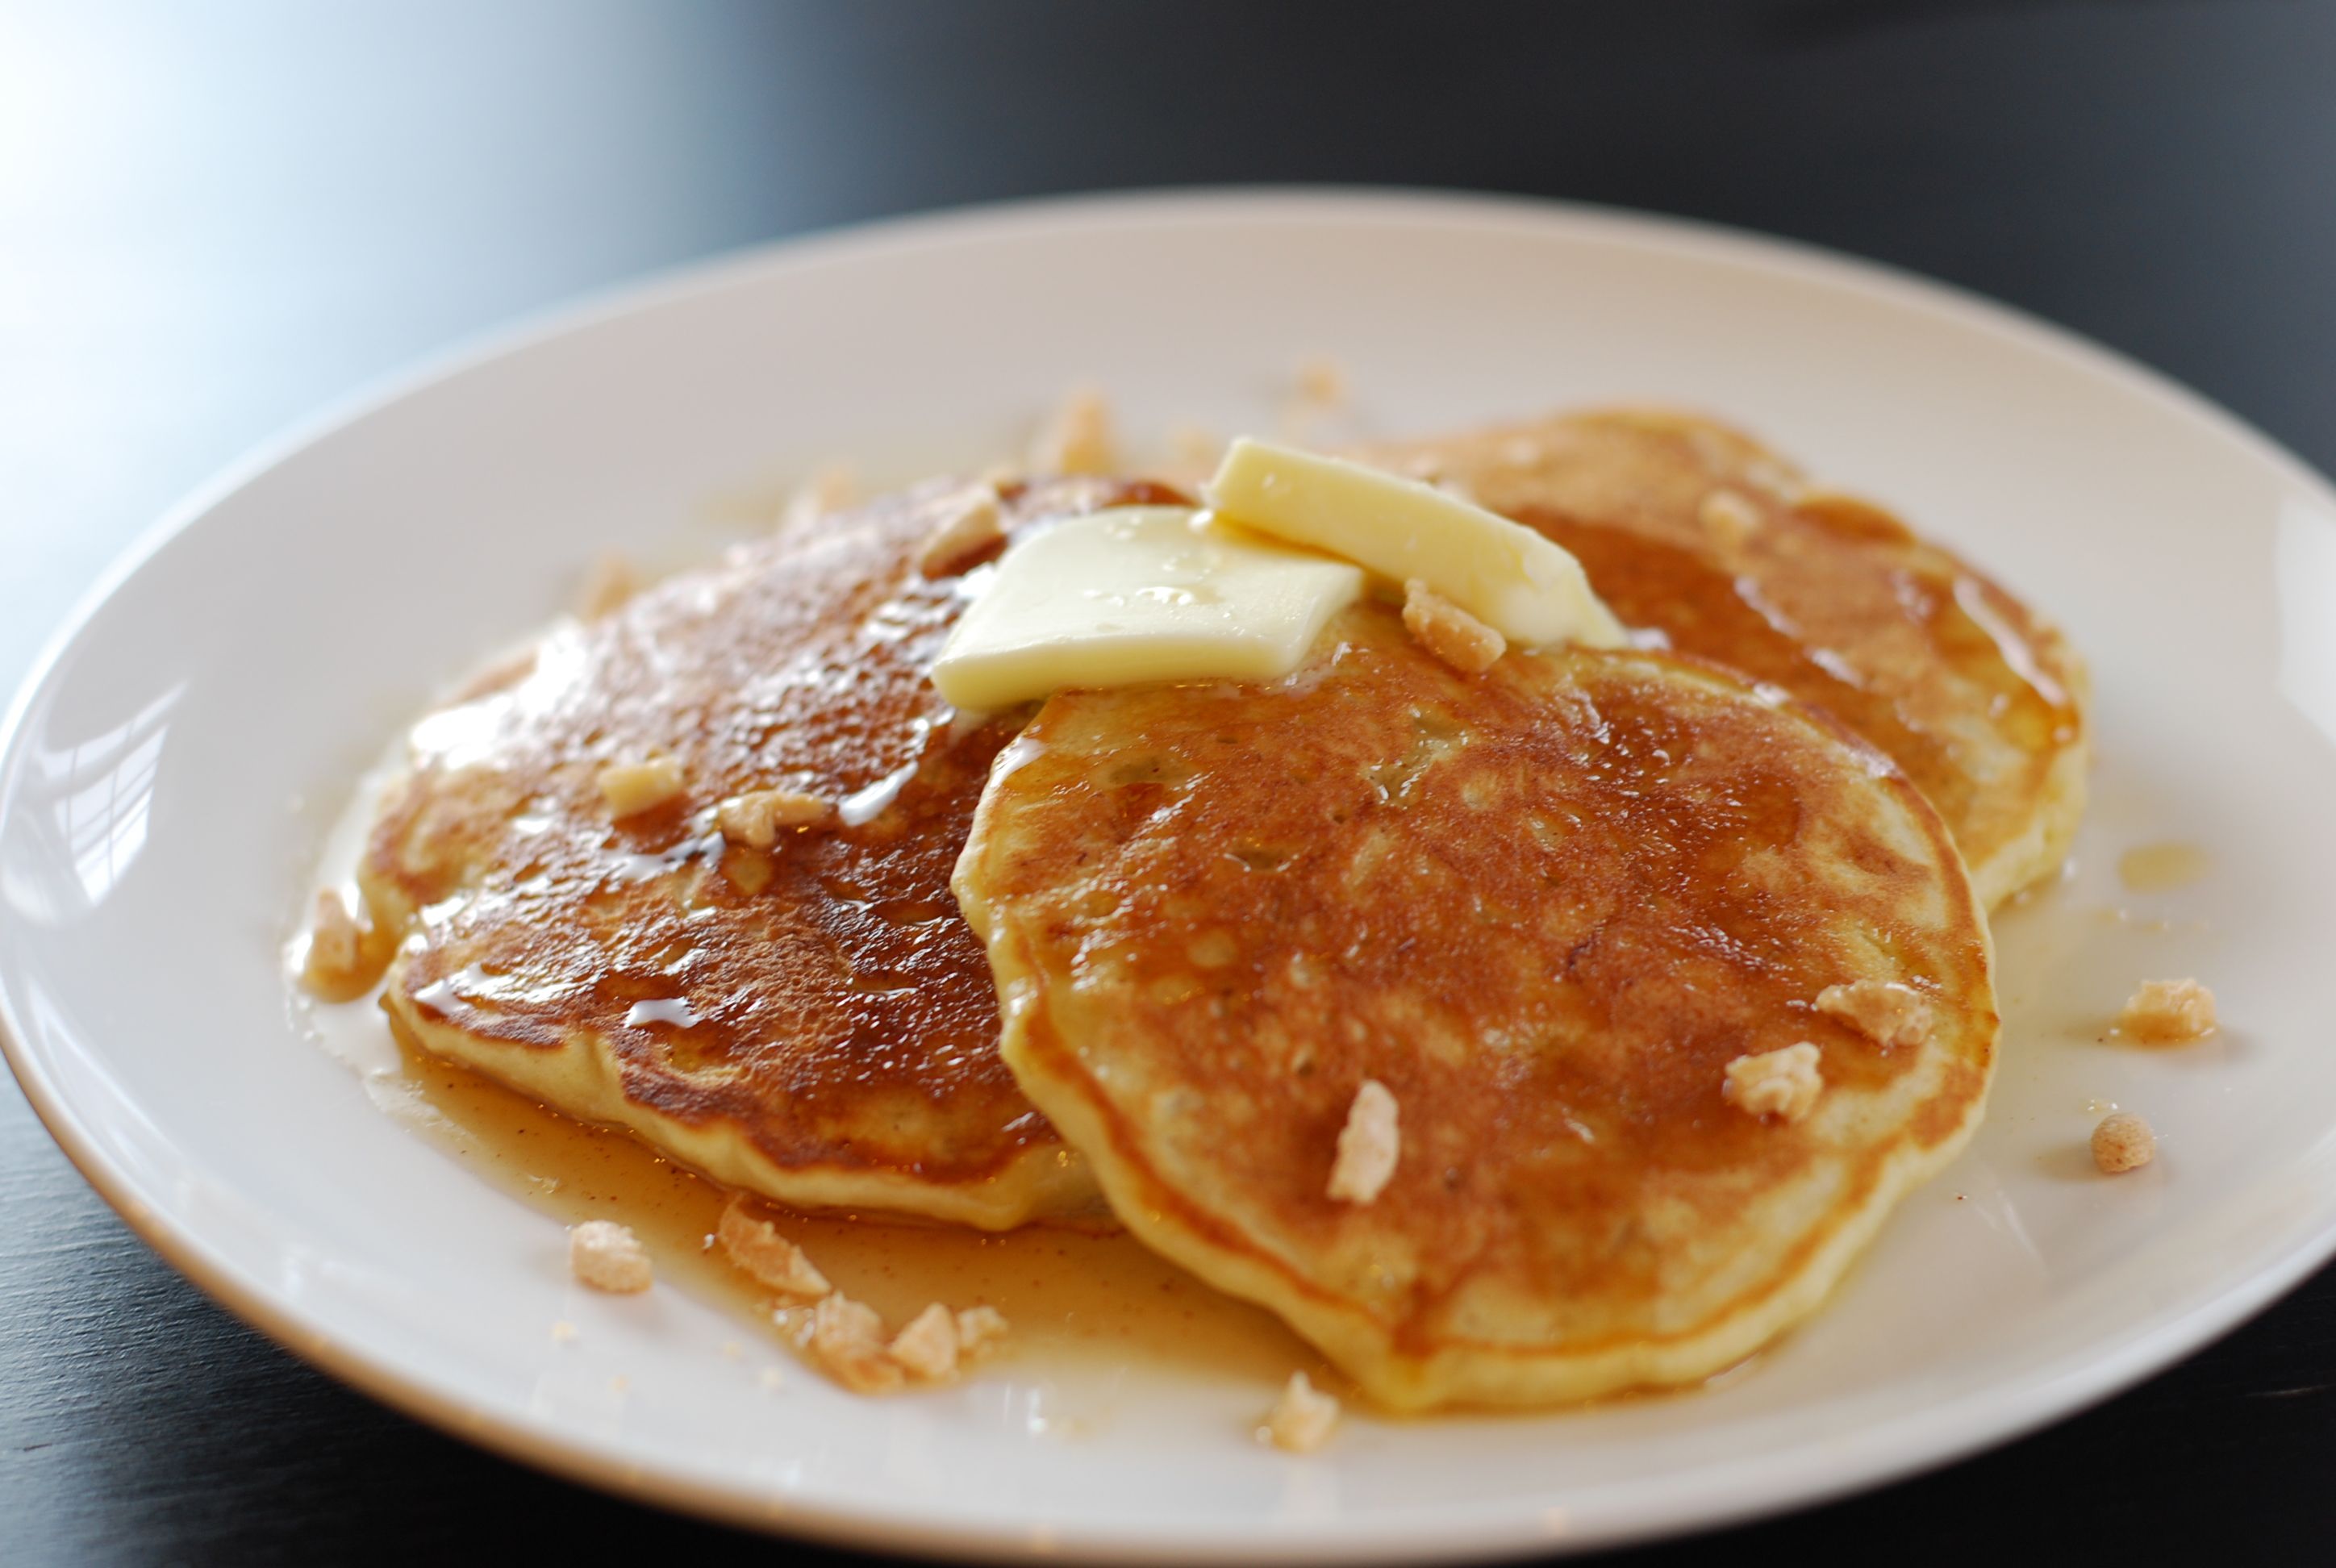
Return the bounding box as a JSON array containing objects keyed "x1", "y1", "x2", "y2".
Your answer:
[{"x1": 6, "y1": 190, "x2": 2336, "y2": 1562}]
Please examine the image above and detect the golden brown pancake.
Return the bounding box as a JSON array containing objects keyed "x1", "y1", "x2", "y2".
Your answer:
[
  {"x1": 1358, "y1": 410, "x2": 2088, "y2": 907},
  {"x1": 361, "y1": 475, "x2": 1183, "y2": 1230},
  {"x1": 957, "y1": 604, "x2": 1997, "y2": 1407}
]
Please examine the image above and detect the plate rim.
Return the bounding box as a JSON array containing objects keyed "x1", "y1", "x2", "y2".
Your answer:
[{"x1": 6, "y1": 183, "x2": 2336, "y2": 1562}]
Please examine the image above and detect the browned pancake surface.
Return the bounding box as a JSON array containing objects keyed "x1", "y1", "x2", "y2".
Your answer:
[
  {"x1": 361, "y1": 476, "x2": 1182, "y2": 1226},
  {"x1": 960, "y1": 605, "x2": 1997, "y2": 1404}
]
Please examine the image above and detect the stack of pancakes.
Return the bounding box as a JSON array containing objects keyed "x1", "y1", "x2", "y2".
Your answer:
[{"x1": 360, "y1": 411, "x2": 2083, "y2": 1408}]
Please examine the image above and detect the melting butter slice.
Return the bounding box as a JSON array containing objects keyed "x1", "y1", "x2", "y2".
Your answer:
[
  {"x1": 930, "y1": 507, "x2": 1364, "y2": 711},
  {"x1": 1208, "y1": 437, "x2": 1626, "y2": 648}
]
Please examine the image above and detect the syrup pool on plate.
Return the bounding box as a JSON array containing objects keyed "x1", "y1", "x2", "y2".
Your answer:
[{"x1": 289, "y1": 756, "x2": 1322, "y2": 1396}]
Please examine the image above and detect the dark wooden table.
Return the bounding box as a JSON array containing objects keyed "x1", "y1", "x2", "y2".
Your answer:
[{"x1": 7, "y1": 3, "x2": 2336, "y2": 1562}]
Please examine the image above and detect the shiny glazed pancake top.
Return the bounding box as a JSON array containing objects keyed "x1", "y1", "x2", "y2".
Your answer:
[{"x1": 361, "y1": 476, "x2": 1180, "y2": 1230}]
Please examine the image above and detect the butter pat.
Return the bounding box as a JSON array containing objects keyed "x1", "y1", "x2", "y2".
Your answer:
[
  {"x1": 1208, "y1": 437, "x2": 1626, "y2": 648},
  {"x1": 930, "y1": 507, "x2": 1363, "y2": 710}
]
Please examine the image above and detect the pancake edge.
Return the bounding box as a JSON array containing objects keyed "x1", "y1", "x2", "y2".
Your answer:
[
  {"x1": 1966, "y1": 639, "x2": 2092, "y2": 911},
  {"x1": 383, "y1": 988, "x2": 1102, "y2": 1232}
]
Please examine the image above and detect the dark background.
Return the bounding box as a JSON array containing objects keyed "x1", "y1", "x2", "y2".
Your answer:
[{"x1": 6, "y1": 2, "x2": 2336, "y2": 1562}]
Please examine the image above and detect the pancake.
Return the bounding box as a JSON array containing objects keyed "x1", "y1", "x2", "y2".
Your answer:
[
  {"x1": 955, "y1": 604, "x2": 1997, "y2": 1407},
  {"x1": 1358, "y1": 410, "x2": 2088, "y2": 907},
  {"x1": 360, "y1": 475, "x2": 1183, "y2": 1230}
]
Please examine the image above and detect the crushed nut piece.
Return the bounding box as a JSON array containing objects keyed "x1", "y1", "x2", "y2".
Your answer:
[
  {"x1": 889, "y1": 1303, "x2": 961, "y2": 1382},
  {"x1": 715, "y1": 786, "x2": 831, "y2": 849},
  {"x1": 1400, "y1": 580, "x2": 1506, "y2": 674},
  {"x1": 722, "y1": 850, "x2": 774, "y2": 895},
  {"x1": 809, "y1": 1293, "x2": 904, "y2": 1394},
  {"x1": 2118, "y1": 978, "x2": 2217, "y2": 1045},
  {"x1": 1264, "y1": 1370, "x2": 1340, "y2": 1453},
  {"x1": 917, "y1": 486, "x2": 1005, "y2": 578},
  {"x1": 302, "y1": 889, "x2": 369, "y2": 990},
  {"x1": 598, "y1": 757, "x2": 686, "y2": 819},
  {"x1": 1295, "y1": 358, "x2": 1348, "y2": 408},
  {"x1": 1723, "y1": 1042, "x2": 1824, "y2": 1124},
  {"x1": 716, "y1": 1198, "x2": 833, "y2": 1300},
  {"x1": 569, "y1": 1221, "x2": 653, "y2": 1294},
  {"x1": 1697, "y1": 488, "x2": 1761, "y2": 548},
  {"x1": 1328, "y1": 1078, "x2": 1400, "y2": 1205},
  {"x1": 576, "y1": 551, "x2": 639, "y2": 619},
  {"x1": 778, "y1": 462, "x2": 858, "y2": 536},
  {"x1": 1028, "y1": 387, "x2": 1116, "y2": 475},
  {"x1": 1815, "y1": 980, "x2": 1934, "y2": 1050},
  {"x1": 1166, "y1": 424, "x2": 1222, "y2": 475},
  {"x1": 2092, "y1": 1111, "x2": 2157, "y2": 1174},
  {"x1": 954, "y1": 1304, "x2": 1010, "y2": 1358}
]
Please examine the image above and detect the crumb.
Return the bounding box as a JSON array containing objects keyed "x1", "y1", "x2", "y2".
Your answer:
[
  {"x1": 917, "y1": 485, "x2": 1005, "y2": 578},
  {"x1": 609, "y1": 1376, "x2": 629, "y2": 1394},
  {"x1": 758, "y1": 1366, "x2": 785, "y2": 1391},
  {"x1": 1028, "y1": 386, "x2": 1116, "y2": 475},
  {"x1": 1295, "y1": 358, "x2": 1348, "y2": 409},
  {"x1": 1696, "y1": 488, "x2": 1760, "y2": 549},
  {"x1": 715, "y1": 1198, "x2": 832, "y2": 1300},
  {"x1": 576, "y1": 551, "x2": 638, "y2": 619},
  {"x1": 1400, "y1": 581, "x2": 1505, "y2": 675},
  {"x1": 889, "y1": 1303, "x2": 961, "y2": 1382},
  {"x1": 719, "y1": 1339, "x2": 743, "y2": 1359},
  {"x1": 2117, "y1": 978, "x2": 2217, "y2": 1045},
  {"x1": 1328, "y1": 1078, "x2": 1400, "y2": 1205},
  {"x1": 302, "y1": 889, "x2": 370, "y2": 991},
  {"x1": 569, "y1": 1220, "x2": 653, "y2": 1294},
  {"x1": 550, "y1": 1320, "x2": 578, "y2": 1343},
  {"x1": 778, "y1": 462, "x2": 857, "y2": 536},
  {"x1": 809, "y1": 1294, "x2": 905, "y2": 1395},
  {"x1": 722, "y1": 850, "x2": 774, "y2": 896},
  {"x1": 2092, "y1": 1111, "x2": 2156, "y2": 1174},
  {"x1": 1279, "y1": 359, "x2": 1350, "y2": 442},
  {"x1": 954, "y1": 1304, "x2": 1010, "y2": 1359},
  {"x1": 1264, "y1": 1371, "x2": 1340, "y2": 1453},
  {"x1": 1815, "y1": 980, "x2": 1934, "y2": 1050},
  {"x1": 1166, "y1": 424, "x2": 1221, "y2": 474},
  {"x1": 715, "y1": 787, "x2": 831, "y2": 849},
  {"x1": 598, "y1": 757, "x2": 686, "y2": 819},
  {"x1": 1723, "y1": 1043, "x2": 1824, "y2": 1124}
]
